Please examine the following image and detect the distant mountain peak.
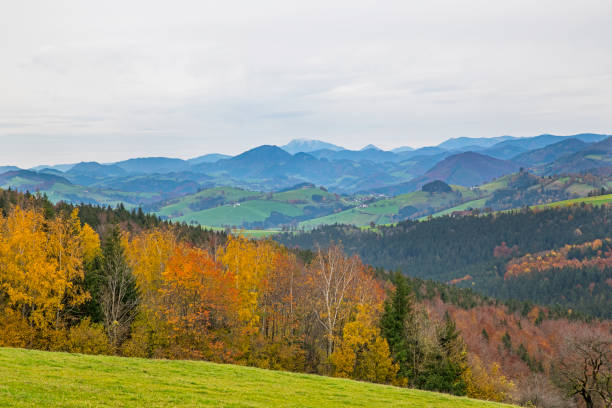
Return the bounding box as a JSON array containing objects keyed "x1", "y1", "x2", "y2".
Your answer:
[
  {"x1": 422, "y1": 151, "x2": 520, "y2": 187},
  {"x1": 232, "y1": 145, "x2": 293, "y2": 161},
  {"x1": 281, "y1": 139, "x2": 344, "y2": 154},
  {"x1": 360, "y1": 144, "x2": 382, "y2": 151}
]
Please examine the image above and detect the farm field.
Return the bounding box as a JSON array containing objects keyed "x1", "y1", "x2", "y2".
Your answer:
[
  {"x1": 423, "y1": 197, "x2": 489, "y2": 219},
  {"x1": 0, "y1": 348, "x2": 515, "y2": 408},
  {"x1": 300, "y1": 186, "x2": 478, "y2": 229},
  {"x1": 161, "y1": 185, "x2": 350, "y2": 228},
  {"x1": 534, "y1": 193, "x2": 612, "y2": 208}
]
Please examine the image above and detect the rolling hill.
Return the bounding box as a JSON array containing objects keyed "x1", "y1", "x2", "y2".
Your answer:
[
  {"x1": 156, "y1": 186, "x2": 262, "y2": 218},
  {"x1": 0, "y1": 170, "x2": 73, "y2": 191},
  {"x1": 65, "y1": 162, "x2": 127, "y2": 185},
  {"x1": 368, "y1": 152, "x2": 520, "y2": 195},
  {"x1": 479, "y1": 133, "x2": 608, "y2": 160},
  {"x1": 299, "y1": 184, "x2": 480, "y2": 229},
  {"x1": 92, "y1": 174, "x2": 202, "y2": 197},
  {"x1": 425, "y1": 172, "x2": 612, "y2": 218},
  {"x1": 533, "y1": 192, "x2": 612, "y2": 209},
  {"x1": 0, "y1": 170, "x2": 158, "y2": 208},
  {"x1": 543, "y1": 136, "x2": 612, "y2": 175},
  {"x1": 157, "y1": 169, "x2": 612, "y2": 229},
  {"x1": 0, "y1": 348, "x2": 513, "y2": 408},
  {"x1": 423, "y1": 152, "x2": 519, "y2": 186},
  {"x1": 299, "y1": 171, "x2": 612, "y2": 229},
  {"x1": 512, "y1": 138, "x2": 589, "y2": 167},
  {"x1": 114, "y1": 157, "x2": 191, "y2": 174},
  {"x1": 157, "y1": 184, "x2": 352, "y2": 228}
]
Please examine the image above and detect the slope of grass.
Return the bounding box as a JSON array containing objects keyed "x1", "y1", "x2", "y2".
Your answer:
[
  {"x1": 424, "y1": 197, "x2": 489, "y2": 219},
  {"x1": 161, "y1": 186, "x2": 349, "y2": 228},
  {"x1": 299, "y1": 208, "x2": 386, "y2": 229},
  {"x1": 300, "y1": 187, "x2": 480, "y2": 229},
  {"x1": 533, "y1": 193, "x2": 612, "y2": 209},
  {"x1": 0, "y1": 348, "x2": 515, "y2": 408},
  {"x1": 271, "y1": 187, "x2": 340, "y2": 203},
  {"x1": 156, "y1": 186, "x2": 261, "y2": 218},
  {"x1": 174, "y1": 200, "x2": 303, "y2": 227}
]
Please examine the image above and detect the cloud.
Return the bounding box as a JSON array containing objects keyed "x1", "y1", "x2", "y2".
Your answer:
[{"x1": 0, "y1": 0, "x2": 611, "y2": 167}]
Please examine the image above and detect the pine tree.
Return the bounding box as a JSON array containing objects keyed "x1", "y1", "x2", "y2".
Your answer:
[
  {"x1": 419, "y1": 312, "x2": 468, "y2": 395},
  {"x1": 380, "y1": 272, "x2": 415, "y2": 380}
]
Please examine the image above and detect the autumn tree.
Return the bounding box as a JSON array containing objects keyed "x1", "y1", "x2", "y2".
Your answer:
[
  {"x1": 0, "y1": 206, "x2": 93, "y2": 346},
  {"x1": 463, "y1": 355, "x2": 514, "y2": 402},
  {"x1": 330, "y1": 304, "x2": 398, "y2": 384},
  {"x1": 511, "y1": 374, "x2": 568, "y2": 408},
  {"x1": 99, "y1": 225, "x2": 138, "y2": 348},
  {"x1": 557, "y1": 331, "x2": 612, "y2": 408},
  {"x1": 247, "y1": 246, "x2": 310, "y2": 371},
  {"x1": 220, "y1": 235, "x2": 277, "y2": 332},
  {"x1": 157, "y1": 244, "x2": 238, "y2": 360},
  {"x1": 308, "y1": 245, "x2": 366, "y2": 360},
  {"x1": 123, "y1": 228, "x2": 177, "y2": 305}
]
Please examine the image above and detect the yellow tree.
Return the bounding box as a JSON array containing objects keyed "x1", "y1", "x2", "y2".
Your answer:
[
  {"x1": 123, "y1": 228, "x2": 177, "y2": 307},
  {"x1": 330, "y1": 304, "x2": 398, "y2": 384},
  {"x1": 463, "y1": 355, "x2": 514, "y2": 402},
  {"x1": 47, "y1": 208, "x2": 92, "y2": 319},
  {"x1": 120, "y1": 228, "x2": 177, "y2": 356},
  {"x1": 0, "y1": 206, "x2": 91, "y2": 344},
  {"x1": 80, "y1": 223, "x2": 101, "y2": 267},
  {"x1": 219, "y1": 235, "x2": 277, "y2": 332}
]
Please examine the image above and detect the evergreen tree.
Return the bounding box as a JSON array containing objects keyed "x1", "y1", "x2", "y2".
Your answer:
[
  {"x1": 419, "y1": 313, "x2": 467, "y2": 395},
  {"x1": 380, "y1": 272, "x2": 413, "y2": 379},
  {"x1": 78, "y1": 252, "x2": 104, "y2": 323}
]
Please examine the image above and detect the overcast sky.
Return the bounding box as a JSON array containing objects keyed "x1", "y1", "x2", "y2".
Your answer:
[{"x1": 1, "y1": 0, "x2": 611, "y2": 167}]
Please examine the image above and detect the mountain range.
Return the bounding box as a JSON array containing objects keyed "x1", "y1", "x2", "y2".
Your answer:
[{"x1": 2, "y1": 133, "x2": 612, "y2": 228}]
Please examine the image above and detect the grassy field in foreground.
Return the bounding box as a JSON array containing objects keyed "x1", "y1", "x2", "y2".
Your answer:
[{"x1": 0, "y1": 348, "x2": 515, "y2": 408}]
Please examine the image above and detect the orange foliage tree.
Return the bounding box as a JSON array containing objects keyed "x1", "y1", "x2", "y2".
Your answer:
[{"x1": 158, "y1": 244, "x2": 239, "y2": 360}]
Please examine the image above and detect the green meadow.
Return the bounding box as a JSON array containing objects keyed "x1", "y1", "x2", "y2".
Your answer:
[
  {"x1": 0, "y1": 348, "x2": 515, "y2": 408},
  {"x1": 534, "y1": 193, "x2": 612, "y2": 208}
]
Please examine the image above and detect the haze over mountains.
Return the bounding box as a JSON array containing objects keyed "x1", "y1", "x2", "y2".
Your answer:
[{"x1": 2, "y1": 132, "x2": 612, "y2": 228}]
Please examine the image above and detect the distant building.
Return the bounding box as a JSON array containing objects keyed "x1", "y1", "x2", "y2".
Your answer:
[{"x1": 451, "y1": 210, "x2": 473, "y2": 217}]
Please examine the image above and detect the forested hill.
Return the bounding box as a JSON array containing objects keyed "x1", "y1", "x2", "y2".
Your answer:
[{"x1": 277, "y1": 205, "x2": 612, "y2": 318}]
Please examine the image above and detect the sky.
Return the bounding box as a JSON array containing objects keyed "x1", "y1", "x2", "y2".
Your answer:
[{"x1": 1, "y1": 0, "x2": 611, "y2": 167}]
